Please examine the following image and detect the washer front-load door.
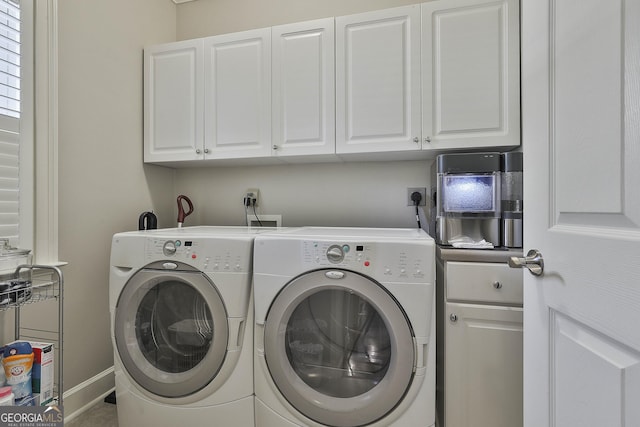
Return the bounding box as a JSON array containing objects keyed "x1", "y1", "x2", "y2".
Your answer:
[
  {"x1": 264, "y1": 269, "x2": 415, "y2": 427},
  {"x1": 114, "y1": 266, "x2": 228, "y2": 398}
]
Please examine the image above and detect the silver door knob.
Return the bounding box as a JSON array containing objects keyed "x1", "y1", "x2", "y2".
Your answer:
[
  {"x1": 424, "y1": 137, "x2": 431, "y2": 143},
  {"x1": 195, "y1": 149, "x2": 201, "y2": 154},
  {"x1": 273, "y1": 145, "x2": 279, "y2": 150},
  {"x1": 449, "y1": 313, "x2": 458, "y2": 322},
  {"x1": 508, "y1": 249, "x2": 544, "y2": 276},
  {"x1": 413, "y1": 137, "x2": 419, "y2": 143},
  {"x1": 204, "y1": 148, "x2": 210, "y2": 154}
]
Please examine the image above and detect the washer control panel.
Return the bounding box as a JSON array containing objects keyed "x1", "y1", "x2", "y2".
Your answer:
[
  {"x1": 302, "y1": 240, "x2": 428, "y2": 281},
  {"x1": 145, "y1": 238, "x2": 251, "y2": 272}
]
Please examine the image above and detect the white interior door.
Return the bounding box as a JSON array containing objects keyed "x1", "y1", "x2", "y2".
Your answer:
[{"x1": 522, "y1": 1, "x2": 640, "y2": 426}]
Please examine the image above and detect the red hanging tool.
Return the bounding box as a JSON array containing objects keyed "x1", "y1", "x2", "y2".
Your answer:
[{"x1": 176, "y1": 195, "x2": 194, "y2": 228}]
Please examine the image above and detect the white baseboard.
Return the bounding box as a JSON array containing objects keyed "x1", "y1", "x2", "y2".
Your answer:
[{"x1": 62, "y1": 366, "x2": 115, "y2": 422}]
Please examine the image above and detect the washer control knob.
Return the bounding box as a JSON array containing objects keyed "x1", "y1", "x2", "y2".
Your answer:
[
  {"x1": 326, "y1": 245, "x2": 345, "y2": 263},
  {"x1": 163, "y1": 241, "x2": 177, "y2": 256}
]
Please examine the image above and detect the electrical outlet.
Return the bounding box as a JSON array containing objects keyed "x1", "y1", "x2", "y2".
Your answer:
[
  {"x1": 407, "y1": 187, "x2": 427, "y2": 206},
  {"x1": 245, "y1": 188, "x2": 260, "y2": 206}
]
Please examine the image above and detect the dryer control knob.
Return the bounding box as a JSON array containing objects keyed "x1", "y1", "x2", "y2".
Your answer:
[
  {"x1": 163, "y1": 240, "x2": 177, "y2": 256},
  {"x1": 326, "y1": 245, "x2": 345, "y2": 263}
]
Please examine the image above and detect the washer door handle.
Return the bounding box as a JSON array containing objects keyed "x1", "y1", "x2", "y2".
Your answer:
[{"x1": 325, "y1": 271, "x2": 345, "y2": 280}]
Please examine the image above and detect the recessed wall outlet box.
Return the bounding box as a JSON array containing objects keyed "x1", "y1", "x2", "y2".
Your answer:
[
  {"x1": 245, "y1": 188, "x2": 260, "y2": 206},
  {"x1": 247, "y1": 214, "x2": 282, "y2": 228},
  {"x1": 407, "y1": 187, "x2": 427, "y2": 206}
]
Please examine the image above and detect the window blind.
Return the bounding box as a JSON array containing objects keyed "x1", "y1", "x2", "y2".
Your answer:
[
  {"x1": 0, "y1": 0, "x2": 19, "y2": 241},
  {"x1": 0, "y1": 0, "x2": 19, "y2": 118}
]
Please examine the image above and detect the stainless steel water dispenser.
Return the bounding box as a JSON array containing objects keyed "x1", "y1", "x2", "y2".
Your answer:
[
  {"x1": 501, "y1": 152, "x2": 523, "y2": 248},
  {"x1": 434, "y1": 152, "x2": 501, "y2": 246}
]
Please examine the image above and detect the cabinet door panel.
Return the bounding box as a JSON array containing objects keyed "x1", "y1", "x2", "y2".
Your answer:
[
  {"x1": 422, "y1": 0, "x2": 520, "y2": 149},
  {"x1": 446, "y1": 261, "x2": 523, "y2": 305},
  {"x1": 272, "y1": 19, "x2": 335, "y2": 157},
  {"x1": 204, "y1": 28, "x2": 271, "y2": 159},
  {"x1": 144, "y1": 39, "x2": 204, "y2": 162},
  {"x1": 445, "y1": 303, "x2": 523, "y2": 427},
  {"x1": 336, "y1": 5, "x2": 421, "y2": 154}
]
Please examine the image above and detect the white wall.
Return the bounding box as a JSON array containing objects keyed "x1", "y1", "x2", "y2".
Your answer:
[
  {"x1": 175, "y1": 160, "x2": 430, "y2": 228},
  {"x1": 56, "y1": 0, "x2": 176, "y2": 398},
  {"x1": 174, "y1": 0, "x2": 432, "y2": 229},
  {"x1": 176, "y1": 0, "x2": 424, "y2": 38}
]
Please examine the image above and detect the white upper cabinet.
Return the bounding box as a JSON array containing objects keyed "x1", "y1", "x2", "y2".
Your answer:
[
  {"x1": 422, "y1": 0, "x2": 520, "y2": 150},
  {"x1": 143, "y1": 0, "x2": 521, "y2": 165},
  {"x1": 204, "y1": 28, "x2": 272, "y2": 159},
  {"x1": 272, "y1": 19, "x2": 335, "y2": 158},
  {"x1": 144, "y1": 39, "x2": 204, "y2": 163},
  {"x1": 335, "y1": 5, "x2": 422, "y2": 155}
]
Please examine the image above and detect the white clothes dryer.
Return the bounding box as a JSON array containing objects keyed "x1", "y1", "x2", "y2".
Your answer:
[
  {"x1": 109, "y1": 226, "x2": 267, "y2": 427},
  {"x1": 253, "y1": 227, "x2": 436, "y2": 427}
]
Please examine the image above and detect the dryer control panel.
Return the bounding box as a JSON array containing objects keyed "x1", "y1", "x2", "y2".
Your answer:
[
  {"x1": 144, "y1": 237, "x2": 252, "y2": 273},
  {"x1": 302, "y1": 240, "x2": 429, "y2": 282}
]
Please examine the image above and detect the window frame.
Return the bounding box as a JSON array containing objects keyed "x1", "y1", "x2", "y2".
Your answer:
[
  {"x1": 19, "y1": 0, "x2": 34, "y2": 253},
  {"x1": 32, "y1": 0, "x2": 59, "y2": 264}
]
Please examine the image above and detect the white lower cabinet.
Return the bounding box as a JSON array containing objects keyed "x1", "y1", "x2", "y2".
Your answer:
[
  {"x1": 444, "y1": 303, "x2": 523, "y2": 427},
  {"x1": 437, "y1": 252, "x2": 523, "y2": 427}
]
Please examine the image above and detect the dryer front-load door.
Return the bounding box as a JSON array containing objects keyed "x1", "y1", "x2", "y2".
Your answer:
[
  {"x1": 264, "y1": 269, "x2": 415, "y2": 427},
  {"x1": 114, "y1": 267, "x2": 228, "y2": 398}
]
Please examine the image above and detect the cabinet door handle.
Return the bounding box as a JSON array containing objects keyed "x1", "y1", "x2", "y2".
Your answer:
[
  {"x1": 413, "y1": 137, "x2": 419, "y2": 143},
  {"x1": 424, "y1": 136, "x2": 431, "y2": 143},
  {"x1": 493, "y1": 281, "x2": 502, "y2": 289},
  {"x1": 450, "y1": 313, "x2": 458, "y2": 322},
  {"x1": 195, "y1": 149, "x2": 201, "y2": 154},
  {"x1": 204, "y1": 148, "x2": 210, "y2": 154}
]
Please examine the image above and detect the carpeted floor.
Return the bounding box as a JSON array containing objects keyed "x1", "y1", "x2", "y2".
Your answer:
[{"x1": 65, "y1": 401, "x2": 118, "y2": 427}]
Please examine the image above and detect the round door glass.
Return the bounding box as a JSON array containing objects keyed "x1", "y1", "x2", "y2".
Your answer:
[
  {"x1": 264, "y1": 270, "x2": 416, "y2": 427},
  {"x1": 136, "y1": 280, "x2": 213, "y2": 373},
  {"x1": 286, "y1": 289, "x2": 391, "y2": 398},
  {"x1": 115, "y1": 267, "x2": 229, "y2": 398}
]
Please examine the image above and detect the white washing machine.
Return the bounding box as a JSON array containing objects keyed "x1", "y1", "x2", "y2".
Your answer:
[
  {"x1": 109, "y1": 226, "x2": 267, "y2": 427},
  {"x1": 253, "y1": 227, "x2": 436, "y2": 427}
]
